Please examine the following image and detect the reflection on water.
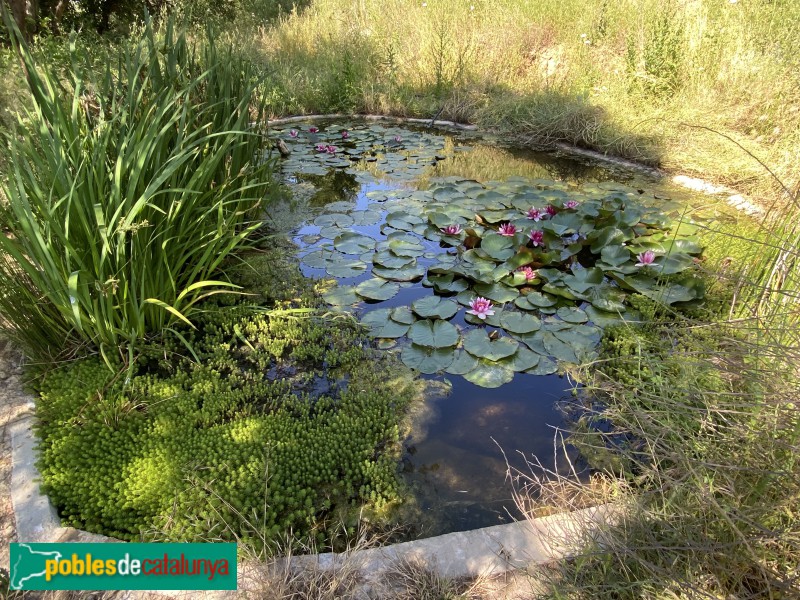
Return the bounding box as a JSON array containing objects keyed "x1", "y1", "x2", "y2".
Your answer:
[
  {"x1": 399, "y1": 371, "x2": 579, "y2": 536},
  {"x1": 419, "y1": 141, "x2": 621, "y2": 186}
]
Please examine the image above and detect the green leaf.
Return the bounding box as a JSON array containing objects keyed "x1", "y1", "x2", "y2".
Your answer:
[
  {"x1": 498, "y1": 347, "x2": 541, "y2": 372},
  {"x1": 326, "y1": 256, "x2": 368, "y2": 278},
  {"x1": 562, "y1": 267, "x2": 604, "y2": 295},
  {"x1": 472, "y1": 282, "x2": 520, "y2": 303},
  {"x1": 499, "y1": 311, "x2": 541, "y2": 334},
  {"x1": 372, "y1": 262, "x2": 426, "y2": 281},
  {"x1": 389, "y1": 238, "x2": 426, "y2": 257},
  {"x1": 525, "y1": 356, "x2": 558, "y2": 376},
  {"x1": 401, "y1": 344, "x2": 455, "y2": 373},
  {"x1": 556, "y1": 307, "x2": 588, "y2": 323},
  {"x1": 373, "y1": 251, "x2": 416, "y2": 269},
  {"x1": 322, "y1": 286, "x2": 359, "y2": 306},
  {"x1": 355, "y1": 278, "x2": 400, "y2": 301},
  {"x1": 505, "y1": 248, "x2": 537, "y2": 270},
  {"x1": 599, "y1": 244, "x2": 631, "y2": 267},
  {"x1": 516, "y1": 291, "x2": 558, "y2": 309},
  {"x1": 390, "y1": 306, "x2": 416, "y2": 324},
  {"x1": 334, "y1": 232, "x2": 376, "y2": 255},
  {"x1": 463, "y1": 329, "x2": 519, "y2": 360},
  {"x1": 480, "y1": 233, "x2": 515, "y2": 261},
  {"x1": 411, "y1": 296, "x2": 460, "y2": 319},
  {"x1": 588, "y1": 226, "x2": 627, "y2": 253},
  {"x1": 463, "y1": 360, "x2": 515, "y2": 388},
  {"x1": 445, "y1": 350, "x2": 479, "y2": 375},
  {"x1": 427, "y1": 273, "x2": 470, "y2": 293},
  {"x1": 542, "y1": 331, "x2": 578, "y2": 363},
  {"x1": 408, "y1": 319, "x2": 460, "y2": 348},
  {"x1": 314, "y1": 213, "x2": 354, "y2": 228},
  {"x1": 361, "y1": 309, "x2": 409, "y2": 338}
]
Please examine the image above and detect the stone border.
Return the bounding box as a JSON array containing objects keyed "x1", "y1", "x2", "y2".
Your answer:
[{"x1": 267, "y1": 113, "x2": 478, "y2": 131}]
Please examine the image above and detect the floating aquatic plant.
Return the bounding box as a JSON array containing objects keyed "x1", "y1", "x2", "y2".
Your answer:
[{"x1": 278, "y1": 128, "x2": 706, "y2": 388}]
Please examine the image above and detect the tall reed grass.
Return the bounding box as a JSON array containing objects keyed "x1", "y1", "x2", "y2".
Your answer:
[
  {"x1": 240, "y1": 0, "x2": 798, "y2": 200},
  {"x1": 0, "y1": 15, "x2": 275, "y2": 365}
]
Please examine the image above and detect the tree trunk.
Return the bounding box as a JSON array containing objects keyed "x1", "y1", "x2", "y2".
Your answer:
[{"x1": 5, "y1": 0, "x2": 28, "y2": 40}]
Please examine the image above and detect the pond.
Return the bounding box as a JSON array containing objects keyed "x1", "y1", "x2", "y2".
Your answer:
[{"x1": 266, "y1": 120, "x2": 708, "y2": 537}]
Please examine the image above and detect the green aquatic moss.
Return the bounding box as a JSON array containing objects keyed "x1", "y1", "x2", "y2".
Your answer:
[{"x1": 34, "y1": 250, "x2": 419, "y2": 551}]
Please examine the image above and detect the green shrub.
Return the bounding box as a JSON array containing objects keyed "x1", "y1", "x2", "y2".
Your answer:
[{"x1": 0, "y1": 16, "x2": 276, "y2": 364}]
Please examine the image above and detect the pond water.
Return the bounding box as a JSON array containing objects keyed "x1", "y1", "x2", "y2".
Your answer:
[{"x1": 266, "y1": 120, "x2": 709, "y2": 537}]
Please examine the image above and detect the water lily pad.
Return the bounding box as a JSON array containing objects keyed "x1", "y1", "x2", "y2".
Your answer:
[
  {"x1": 556, "y1": 307, "x2": 588, "y2": 323},
  {"x1": 525, "y1": 357, "x2": 558, "y2": 376},
  {"x1": 302, "y1": 249, "x2": 332, "y2": 269},
  {"x1": 499, "y1": 311, "x2": 541, "y2": 334},
  {"x1": 356, "y1": 278, "x2": 400, "y2": 301},
  {"x1": 389, "y1": 238, "x2": 426, "y2": 257},
  {"x1": 445, "y1": 350, "x2": 480, "y2": 375},
  {"x1": 334, "y1": 232, "x2": 376, "y2": 255},
  {"x1": 542, "y1": 331, "x2": 578, "y2": 363},
  {"x1": 408, "y1": 319, "x2": 460, "y2": 348},
  {"x1": 472, "y1": 282, "x2": 520, "y2": 303},
  {"x1": 480, "y1": 233, "x2": 515, "y2": 261},
  {"x1": 373, "y1": 251, "x2": 416, "y2": 269},
  {"x1": 350, "y1": 210, "x2": 382, "y2": 226},
  {"x1": 372, "y1": 261, "x2": 427, "y2": 281},
  {"x1": 463, "y1": 329, "x2": 519, "y2": 361},
  {"x1": 516, "y1": 291, "x2": 558, "y2": 309},
  {"x1": 361, "y1": 309, "x2": 409, "y2": 338},
  {"x1": 323, "y1": 286, "x2": 359, "y2": 306},
  {"x1": 498, "y1": 346, "x2": 541, "y2": 372},
  {"x1": 427, "y1": 273, "x2": 470, "y2": 293},
  {"x1": 401, "y1": 344, "x2": 455, "y2": 374},
  {"x1": 314, "y1": 213, "x2": 354, "y2": 228},
  {"x1": 463, "y1": 360, "x2": 515, "y2": 388},
  {"x1": 390, "y1": 306, "x2": 416, "y2": 324},
  {"x1": 411, "y1": 296, "x2": 460, "y2": 319}
]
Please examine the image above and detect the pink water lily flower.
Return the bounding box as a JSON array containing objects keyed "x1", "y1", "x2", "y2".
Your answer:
[
  {"x1": 441, "y1": 224, "x2": 462, "y2": 235},
  {"x1": 529, "y1": 229, "x2": 544, "y2": 247},
  {"x1": 517, "y1": 266, "x2": 538, "y2": 281},
  {"x1": 342, "y1": 130, "x2": 350, "y2": 139},
  {"x1": 316, "y1": 143, "x2": 328, "y2": 152},
  {"x1": 326, "y1": 145, "x2": 338, "y2": 154},
  {"x1": 545, "y1": 204, "x2": 558, "y2": 216},
  {"x1": 564, "y1": 200, "x2": 579, "y2": 209},
  {"x1": 498, "y1": 222, "x2": 517, "y2": 236},
  {"x1": 526, "y1": 207, "x2": 542, "y2": 221},
  {"x1": 635, "y1": 250, "x2": 657, "y2": 267},
  {"x1": 289, "y1": 129, "x2": 299, "y2": 138},
  {"x1": 466, "y1": 296, "x2": 495, "y2": 320},
  {"x1": 309, "y1": 126, "x2": 319, "y2": 133}
]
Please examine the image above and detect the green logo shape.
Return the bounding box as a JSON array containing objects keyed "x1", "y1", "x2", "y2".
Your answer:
[{"x1": 10, "y1": 543, "x2": 237, "y2": 590}]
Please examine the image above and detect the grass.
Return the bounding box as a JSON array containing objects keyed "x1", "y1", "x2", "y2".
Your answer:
[
  {"x1": 508, "y1": 212, "x2": 800, "y2": 597},
  {"x1": 233, "y1": 0, "x2": 799, "y2": 204}
]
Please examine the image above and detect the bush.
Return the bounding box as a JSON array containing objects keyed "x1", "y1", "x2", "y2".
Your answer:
[{"x1": 0, "y1": 16, "x2": 276, "y2": 364}]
